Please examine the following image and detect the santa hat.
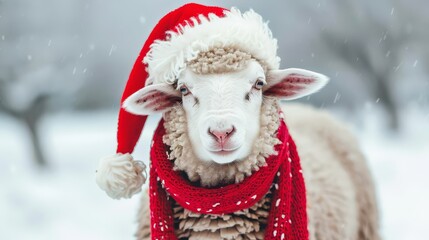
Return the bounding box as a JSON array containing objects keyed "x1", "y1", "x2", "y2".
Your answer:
[{"x1": 96, "y1": 3, "x2": 280, "y2": 199}]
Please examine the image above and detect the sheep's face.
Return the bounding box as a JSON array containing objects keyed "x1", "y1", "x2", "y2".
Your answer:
[
  {"x1": 176, "y1": 60, "x2": 265, "y2": 164},
  {"x1": 124, "y1": 60, "x2": 328, "y2": 165}
]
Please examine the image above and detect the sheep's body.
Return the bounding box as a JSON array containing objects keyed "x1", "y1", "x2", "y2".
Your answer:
[
  {"x1": 136, "y1": 103, "x2": 379, "y2": 240},
  {"x1": 283, "y1": 104, "x2": 379, "y2": 240}
]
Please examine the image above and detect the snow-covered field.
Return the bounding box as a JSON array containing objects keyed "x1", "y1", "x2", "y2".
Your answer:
[{"x1": 0, "y1": 106, "x2": 428, "y2": 240}]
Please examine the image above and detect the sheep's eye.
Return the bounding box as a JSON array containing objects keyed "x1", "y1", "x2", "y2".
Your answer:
[
  {"x1": 254, "y1": 79, "x2": 265, "y2": 90},
  {"x1": 179, "y1": 85, "x2": 189, "y2": 96}
]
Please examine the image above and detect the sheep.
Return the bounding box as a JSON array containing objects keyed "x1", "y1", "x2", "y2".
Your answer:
[
  {"x1": 95, "y1": 5, "x2": 380, "y2": 240},
  {"x1": 124, "y1": 49, "x2": 380, "y2": 240}
]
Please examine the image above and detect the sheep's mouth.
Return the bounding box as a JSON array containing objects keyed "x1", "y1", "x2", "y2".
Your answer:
[{"x1": 209, "y1": 148, "x2": 238, "y2": 156}]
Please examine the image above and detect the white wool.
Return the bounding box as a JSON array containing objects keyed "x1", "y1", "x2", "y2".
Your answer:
[
  {"x1": 95, "y1": 153, "x2": 146, "y2": 199},
  {"x1": 144, "y1": 8, "x2": 280, "y2": 85}
]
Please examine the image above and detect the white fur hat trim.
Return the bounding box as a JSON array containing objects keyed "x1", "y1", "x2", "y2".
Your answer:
[{"x1": 144, "y1": 7, "x2": 280, "y2": 86}]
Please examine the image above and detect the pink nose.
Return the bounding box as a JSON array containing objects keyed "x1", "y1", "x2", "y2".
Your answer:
[{"x1": 209, "y1": 126, "x2": 235, "y2": 143}]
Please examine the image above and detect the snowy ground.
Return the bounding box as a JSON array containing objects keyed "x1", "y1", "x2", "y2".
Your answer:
[{"x1": 0, "y1": 106, "x2": 428, "y2": 240}]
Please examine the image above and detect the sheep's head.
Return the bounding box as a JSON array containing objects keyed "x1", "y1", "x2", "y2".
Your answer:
[{"x1": 124, "y1": 49, "x2": 328, "y2": 165}]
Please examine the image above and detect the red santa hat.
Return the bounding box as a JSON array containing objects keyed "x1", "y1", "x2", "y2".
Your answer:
[{"x1": 96, "y1": 3, "x2": 280, "y2": 199}]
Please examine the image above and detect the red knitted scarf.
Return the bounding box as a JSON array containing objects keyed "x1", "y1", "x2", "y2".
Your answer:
[{"x1": 149, "y1": 119, "x2": 308, "y2": 240}]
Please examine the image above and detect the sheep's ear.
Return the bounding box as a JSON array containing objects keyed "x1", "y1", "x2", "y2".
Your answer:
[
  {"x1": 122, "y1": 83, "x2": 181, "y2": 115},
  {"x1": 264, "y1": 68, "x2": 329, "y2": 100}
]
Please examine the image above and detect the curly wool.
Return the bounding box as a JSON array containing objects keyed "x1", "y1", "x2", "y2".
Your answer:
[
  {"x1": 173, "y1": 189, "x2": 273, "y2": 240},
  {"x1": 136, "y1": 188, "x2": 274, "y2": 240},
  {"x1": 187, "y1": 48, "x2": 263, "y2": 75},
  {"x1": 162, "y1": 97, "x2": 281, "y2": 187}
]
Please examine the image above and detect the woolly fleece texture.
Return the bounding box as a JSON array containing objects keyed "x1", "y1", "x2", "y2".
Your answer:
[
  {"x1": 284, "y1": 104, "x2": 380, "y2": 240},
  {"x1": 187, "y1": 48, "x2": 257, "y2": 75}
]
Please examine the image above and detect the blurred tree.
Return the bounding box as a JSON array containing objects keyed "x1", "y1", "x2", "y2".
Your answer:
[
  {"x1": 0, "y1": 0, "x2": 86, "y2": 166},
  {"x1": 296, "y1": 0, "x2": 429, "y2": 129},
  {"x1": 0, "y1": 78, "x2": 49, "y2": 166}
]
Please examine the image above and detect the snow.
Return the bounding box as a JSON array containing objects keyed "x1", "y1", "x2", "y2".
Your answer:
[
  {"x1": 0, "y1": 112, "x2": 159, "y2": 240},
  {"x1": 0, "y1": 107, "x2": 428, "y2": 240},
  {"x1": 357, "y1": 106, "x2": 429, "y2": 240}
]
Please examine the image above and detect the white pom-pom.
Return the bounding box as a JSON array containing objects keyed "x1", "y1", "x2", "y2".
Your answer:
[{"x1": 96, "y1": 153, "x2": 147, "y2": 199}]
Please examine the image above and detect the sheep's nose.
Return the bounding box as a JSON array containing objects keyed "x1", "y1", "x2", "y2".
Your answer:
[{"x1": 209, "y1": 126, "x2": 235, "y2": 142}]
